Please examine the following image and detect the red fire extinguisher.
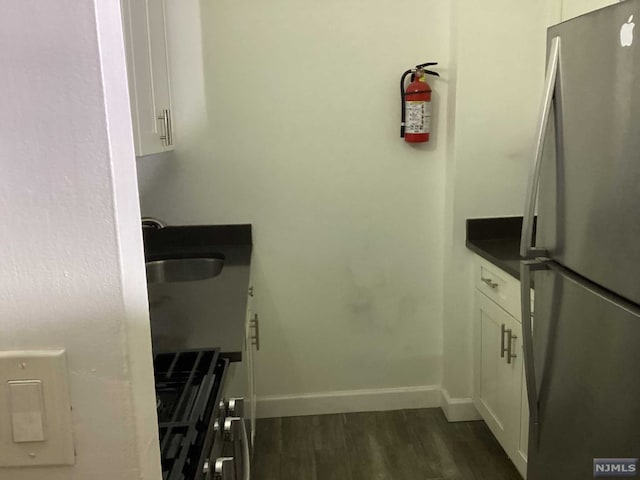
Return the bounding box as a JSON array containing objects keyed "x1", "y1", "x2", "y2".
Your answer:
[{"x1": 400, "y1": 62, "x2": 439, "y2": 143}]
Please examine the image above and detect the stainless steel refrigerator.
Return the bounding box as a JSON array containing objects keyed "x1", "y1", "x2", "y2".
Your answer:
[{"x1": 520, "y1": 1, "x2": 640, "y2": 478}]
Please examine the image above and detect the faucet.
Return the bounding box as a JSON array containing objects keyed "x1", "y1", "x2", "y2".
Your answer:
[{"x1": 142, "y1": 217, "x2": 167, "y2": 229}]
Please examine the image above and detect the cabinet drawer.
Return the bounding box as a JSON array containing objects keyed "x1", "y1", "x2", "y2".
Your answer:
[{"x1": 475, "y1": 257, "x2": 522, "y2": 321}]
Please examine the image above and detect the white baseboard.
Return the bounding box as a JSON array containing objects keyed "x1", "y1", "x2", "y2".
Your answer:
[
  {"x1": 440, "y1": 388, "x2": 481, "y2": 422},
  {"x1": 257, "y1": 385, "x2": 442, "y2": 419}
]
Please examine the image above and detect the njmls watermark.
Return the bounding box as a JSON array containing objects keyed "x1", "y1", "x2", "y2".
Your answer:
[{"x1": 594, "y1": 458, "x2": 639, "y2": 477}]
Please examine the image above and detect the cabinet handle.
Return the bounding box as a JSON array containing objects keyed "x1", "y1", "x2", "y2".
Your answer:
[
  {"x1": 248, "y1": 286, "x2": 254, "y2": 297},
  {"x1": 157, "y1": 109, "x2": 173, "y2": 146},
  {"x1": 157, "y1": 110, "x2": 167, "y2": 144},
  {"x1": 506, "y1": 330, "x2": 517, "y2": 364},
  {"x1": 250, "y1": 314, "x2": 260, "y2": 351},
  {"x1": 481, "y1": 276, "x2": 499, "y2": 289},
  {"x1": 500, "y1": 323, "x2": 507, "y2": 358}
]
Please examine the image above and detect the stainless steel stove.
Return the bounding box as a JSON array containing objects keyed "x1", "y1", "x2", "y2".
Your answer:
[{"x1": 154, "y1": 349, "x2": 250, "y2": 480}]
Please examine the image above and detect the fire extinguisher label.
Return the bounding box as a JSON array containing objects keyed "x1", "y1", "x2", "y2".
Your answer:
[{"x1": 405, "y1": 101, "x2": 431, "y2": 134}]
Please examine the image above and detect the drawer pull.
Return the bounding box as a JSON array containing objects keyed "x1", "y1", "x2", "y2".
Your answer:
[{"x1": 481, "y1": 276, "x2": 499, "y2": 289}]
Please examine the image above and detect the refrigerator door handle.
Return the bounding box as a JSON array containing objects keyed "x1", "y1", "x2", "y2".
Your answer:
[
  {"x1": 521, "y1": 36, "x2": 561, "y2": 259},
  {"x1": 520, "y1": 258, "x2": 549, "y2": 441}
]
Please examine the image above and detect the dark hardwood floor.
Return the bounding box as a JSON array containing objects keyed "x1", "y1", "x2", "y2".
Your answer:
[{"x1": 252, "y1": 408, "x2": 522, "y2": 480}]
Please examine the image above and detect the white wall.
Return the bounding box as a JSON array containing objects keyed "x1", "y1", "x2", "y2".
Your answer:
[
  {"x1": 137, "y1": 0, "x2": 451, "y2": 407},
  {"x1": 137, "y1": 0, "x2": 577, "y2": 414},
  {"x1": 441, "y1": 0, "x2": 561, "y2": 399},
  {"x1": 0, "y1": 1, "x2": 161, "y2": 479},
  {"x1": 562, "y1": 0, "x2": 618, "y2": 20}
]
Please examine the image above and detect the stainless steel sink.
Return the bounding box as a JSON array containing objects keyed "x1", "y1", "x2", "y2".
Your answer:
[{"x1": 145, "y1": 257, "x2": 224, "y2": 283}]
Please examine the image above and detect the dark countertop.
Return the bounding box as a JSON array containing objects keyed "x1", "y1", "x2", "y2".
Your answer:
[
  {"x1": 466, "y1": 217, "x2": 526, "y2": 279},
  {"x1": 144, "y1": 224, "x2": 252, "y2": 361},
  {"x1": 143, "y1": 224, "x2": 252, "y2": 265}
]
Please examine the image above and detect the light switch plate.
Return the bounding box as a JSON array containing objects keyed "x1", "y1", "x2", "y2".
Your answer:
[
  {"x1": 0, "y1": 350, "x2": 74, "y2": 467},
  {"x1": 9, "y1": 380, "x2": 46, "y2": 443}
]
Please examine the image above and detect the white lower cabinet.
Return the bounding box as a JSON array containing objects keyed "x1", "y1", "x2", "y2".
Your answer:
[
  {"x1": 473, "y1": 256, "x2": 529, "y2": 478},
  {"x1": 246, "y1": 307, "x2": 258, "y2": 447},
  {"x1": 225, "y1": 285, "x2": 259, "y2": 448}
]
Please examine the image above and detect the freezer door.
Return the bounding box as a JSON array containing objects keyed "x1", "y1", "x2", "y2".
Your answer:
[
  {"x1": 535, "y1": 1, "x2": 640, "y2": 304},
  {"x1": 525, "y1": 261, "x2": 640, "y2": 480}
]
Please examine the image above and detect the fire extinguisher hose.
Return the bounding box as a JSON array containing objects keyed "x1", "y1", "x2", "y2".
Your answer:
[{"x1": 400, "y1": 69, "x2": 413, "y2": 138}]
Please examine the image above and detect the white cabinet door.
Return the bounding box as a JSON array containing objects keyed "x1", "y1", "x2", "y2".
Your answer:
[
  {"x1": 505, "y1": 316, "x2": 527, "y2": 478},
  {"x1": 121, "y1": 0, "x2": 174, "y2": 156},
  {"x1": 243, "y1": 282, "x2": 257, "y2": 448},
  {"x1": 247, "y1": 311, "x2": 257, "y2": 447},
  {"x1": 225, "y1": 287, "x2": 257, "y2": 449},
  {"x1": 474, "y1": 290, "x2": 514, "y2": 447},
  {"x1": 474, "y1": 290, "x2": 528, "y2": 477}
]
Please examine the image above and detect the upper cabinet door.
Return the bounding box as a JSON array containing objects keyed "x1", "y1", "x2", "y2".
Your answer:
[{"x1": 121, "y1": 0, "x2": 174, "y2": 156}]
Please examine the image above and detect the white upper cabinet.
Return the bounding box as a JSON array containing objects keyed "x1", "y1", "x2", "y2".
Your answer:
[{"x1": 121, "y1": 0, "x2": 174, "y2": 157}]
